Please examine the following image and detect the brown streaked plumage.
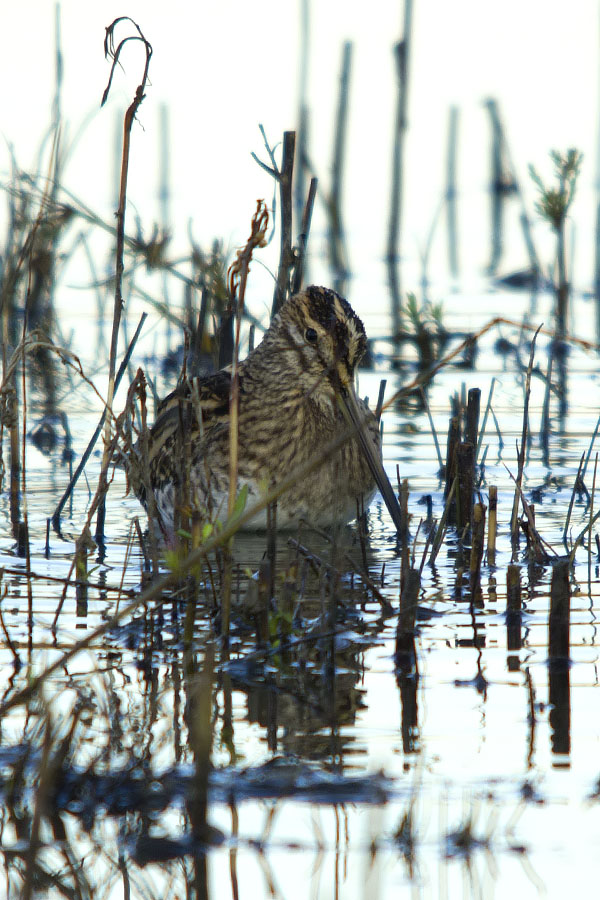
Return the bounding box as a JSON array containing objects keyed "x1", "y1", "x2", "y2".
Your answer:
[{"x1": 130, "y1": 286, "x2": 386, "y2": 534}]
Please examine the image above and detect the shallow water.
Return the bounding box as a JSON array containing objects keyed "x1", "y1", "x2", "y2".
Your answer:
[{"x1": 1, "y1": 281, "x2": 600, "y2": 900}]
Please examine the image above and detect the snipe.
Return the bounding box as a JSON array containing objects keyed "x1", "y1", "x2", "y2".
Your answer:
[{"x1": 129, "y1": 286, "x2": 396, "y2": 535}]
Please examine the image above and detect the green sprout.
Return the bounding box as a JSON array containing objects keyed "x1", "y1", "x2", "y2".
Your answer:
[{"x1": 528, "y1": 149, "x2": 583, "y2": 231}]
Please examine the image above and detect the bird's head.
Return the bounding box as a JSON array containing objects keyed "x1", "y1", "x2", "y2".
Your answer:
[{"x1": 271, "y1": 285, "x2": 368, "y2": 403}]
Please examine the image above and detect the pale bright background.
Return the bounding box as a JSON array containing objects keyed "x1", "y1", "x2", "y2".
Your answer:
[{"x1": 1, "y1": 0, "x2": 598, "y2": 304}]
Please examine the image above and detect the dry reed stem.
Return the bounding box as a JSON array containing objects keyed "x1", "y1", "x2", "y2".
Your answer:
[
  {"x1": 271, "y1": 131, "x2": 296, "y2": 315},
  {"x1": 97, "y1": 17, "x2": 152, "y2": 544},
  {"x1": 292, "y1": 176, "x2": 318, "y2": 294},
  {"x1": 219, "y1": 201, "x2": 269, "y2": 642}
]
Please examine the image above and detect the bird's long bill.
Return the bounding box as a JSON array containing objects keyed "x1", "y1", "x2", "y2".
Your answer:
[{"x1": 339, "y1": 387, "x2": 404, "y2": 533}]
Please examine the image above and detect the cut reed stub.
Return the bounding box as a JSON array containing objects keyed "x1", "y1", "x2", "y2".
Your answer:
[
  {"x1": 466, "y1": 388, "x2": 481, "y2": 449},
  {"x1": 456, "y1": 441, "x2": 475, "y2": 530}
]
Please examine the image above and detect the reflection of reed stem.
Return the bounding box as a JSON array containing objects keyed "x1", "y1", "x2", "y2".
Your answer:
[
  {"x1": 387, "y1": 0, "x2": 413, "y2": 334},
  {"x1": 487, "y1": 485, "x2": 497, "y2": 566},
  {"x1": 446, "y1": 106, "x2": 459, "y2": 279},
  {"x1": 506, "y1": 563, "x2": 522, "y2": 651},
  {"x1": 470, "y1": 502, "x2": 485, "y2": 600}
]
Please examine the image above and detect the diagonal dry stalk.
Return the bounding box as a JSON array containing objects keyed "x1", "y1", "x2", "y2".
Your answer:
[{"x1": 96, "y1": 17, "x2": 152, "y2": 545}]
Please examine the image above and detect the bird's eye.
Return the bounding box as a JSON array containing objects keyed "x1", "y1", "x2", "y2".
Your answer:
[{"x1": 305, "y1": 327, "x2": 318, "y2": 344}]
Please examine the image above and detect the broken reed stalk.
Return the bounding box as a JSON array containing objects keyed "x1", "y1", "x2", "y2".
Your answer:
[
  {"x1": 271, "y1": 131, "x2": 296, "y2": 316},
  {"x1": 506, "y1": 563, "x2": 522, "y2": 652},
  {"x1": 96, "y1": 18, "x2": 152, "y2": 545},
  {"x1": 510, "y1": 326, "x2": 542, "y2": 547},
  {"x1": 548, "y1": 558, "x2": 571, "y2": 662},
  {"x1": 487, "y1": 485, "x2": 497, "y2": 565}
]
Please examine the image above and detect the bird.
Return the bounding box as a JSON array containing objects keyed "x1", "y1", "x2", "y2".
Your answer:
[{"x1": 128, "y1": 285, "x2": 396, "y2": 536}]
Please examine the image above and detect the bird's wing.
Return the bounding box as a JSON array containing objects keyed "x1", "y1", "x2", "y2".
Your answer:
[{"x1": 148, "y1": 370, "x2": 233, "y2": 464}]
